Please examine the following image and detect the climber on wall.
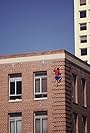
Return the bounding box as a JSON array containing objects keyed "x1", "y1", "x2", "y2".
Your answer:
[{"x1": 53, "y1": 67, "x2": 62, "y2": 86}]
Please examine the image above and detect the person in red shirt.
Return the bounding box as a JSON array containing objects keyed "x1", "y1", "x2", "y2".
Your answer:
[{"x1": 53, "y1": 67, "x2": 62, "y2": 83}]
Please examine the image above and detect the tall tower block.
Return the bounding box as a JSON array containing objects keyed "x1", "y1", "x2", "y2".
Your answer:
[{"x1": 74, "y1": 0, "x2": 90, "y2": 64}]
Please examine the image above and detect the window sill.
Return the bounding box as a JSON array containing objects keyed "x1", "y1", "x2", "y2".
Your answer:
[
  {"x1": 8, "y1": 99, "x2": 22, "y2": 103},
  {"x1": 34, "y1": 97, "x2": 48, "y2": 101},
  {"x1": 73, "y1": 101, "x2": 78, "y2": 105},
  {"x1": 82, "y1": 105, "x2": 87, "y2": 109},
  {"x1": 80, "y1": 4, "x2": 86, "y2": 6}
]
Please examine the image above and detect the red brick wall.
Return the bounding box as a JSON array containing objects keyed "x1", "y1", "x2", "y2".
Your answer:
[
  {"x1": 0, "y1": 59, "x2": 66, "y2": 133},
  {"x1": 0, "y1": 57, "x2": 90, "y2": 133},
  {"x1": 65, "y1": 59, "x2": 90, "y2": 133}
]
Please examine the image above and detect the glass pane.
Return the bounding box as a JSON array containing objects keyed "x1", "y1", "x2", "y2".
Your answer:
[
  {"x1": 16, "y1": 81, "x2": 22, "y2": 94},
  {"x1": 81, "y1": 79, "x2": 85, "y2": 89},
  {"x1": 16, "y1": 120, "x2": 22, "y2": 133},
  {"x1": 35, "y1": 119, "x2": 40, "y2": 133},
  {"x1": 42, "y1": 78, "x2": 47, "y2": 92},
  {"x1": 80, "y1": 0, "x2": 86, "y2": 5},
  {"x1": 80, "y1": 11, "x2": 86, "y2": 18},
  {"x1": 42, "y1": 118, "x2": 48, "y2": 133},
  {"x1": 80, "y1": 23, "x2": 87, "y2": 30},
  {"x1": 81, "y1": 48, "x2": 87, "y2": 56},
  {"x1": 35, "y1": 79, "x2": 40, "y2": 93},
  {"x1": 80, "y1": 35, "x2": 87, "y2": 43},
  {"x1": 10, "y1": 121, "x2": 15, "y2": 133},
  {"x1": 73, "y1": 113, "x2": 77, "y2": 133},
  {"x1": 10, "y1": 82, "x2": 15, "y2": 94}
]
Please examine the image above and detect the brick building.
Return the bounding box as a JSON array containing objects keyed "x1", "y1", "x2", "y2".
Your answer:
[{"x1": 0, "y1": 50, "x2": 90, "y2": 133}]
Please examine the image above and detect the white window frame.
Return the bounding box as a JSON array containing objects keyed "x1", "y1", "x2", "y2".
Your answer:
[
  {"x1": 34, "y1": 73, "x2": 47, "y2": 100},
  {"x1": 9, "y1": 77, "x2": 22, "y2": 101},
  {"x1": 9, "y1": 116, "x2": 22, "y2": 133},
  {"x1": 34, "y1": 113, "x2": 48, "y2": 133}
]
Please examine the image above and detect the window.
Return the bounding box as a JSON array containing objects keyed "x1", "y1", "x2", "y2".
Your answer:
[
  {"x1": 9, "y1": 73, "x2": 22, "y2": 100},
  {"x1": 80, "y1": 35, "x2": 87, "y2": 43},
  {"x1": 81, "y1": 78, "x2": 87, "y2": 107},
  {"x1": 72, "y1": 74, "x2": 78, "y2": 103},
  {"x1": 80, "y1": 10, "x2": 86, "y2": 18},
  {"x1": 9, "y1": 112, "x2": 22, "y2": 133},
  {"x1": 80, "y1": 23, "x2": 87, "y2": 30},
  {"x1": 82, "y1": 116, "x2": 87, "y2": 133},
  {"x1": 81, "y1": 48, "x2": 87, "y2": 56},
  {"x1": 73, "y1": 113, "x2": 78, "y2": 133},
  {"x1": 34, "y1": 71, "x2": 47, "y2": 99},
  {"x1": 34, "y1": 111, "x2": 48, "y2": 133},
  {"x1": 80, "y1": 0, "x2": 86, "y2": 5}
]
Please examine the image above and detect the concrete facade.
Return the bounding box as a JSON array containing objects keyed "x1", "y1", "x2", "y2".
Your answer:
[
  {"x1": 0, "y1": 50, "x2": 90, "y2": 133},
  {"x1": 74, "y1": 0, "x2": 90, "y2": 64}
]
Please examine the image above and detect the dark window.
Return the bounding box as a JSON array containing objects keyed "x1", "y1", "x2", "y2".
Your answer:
[
  {"x1": 10, "y1": 82, "x2": 15, "y2": 94},
  {"x1": 9, "y1": 73, "x2": 22, "y2": 78},
  {"x1": 80, "y1": 11, "x2": 86, "y2": 18},
  {"x1": 81, "y1": 48, "x2": 87, "y2": 56},
  {"x1": 82, "y1": 116, "x2": 87, "y2": 133},
  {"x1": 80, "y1": 35, "x2": 87, "y2": 43},
  {"x1": 34, "y1": 111, "x2": 48, "y2": 133},
  {"x1": 42, "y1": 77, "x2": 47, "y2": 92},
  {"x1": 34, "y1": 71, "x2": 47, "y2": 99},
  {"x1": 72, "y1": 74, "x2": 77, "y2": 103},
  {"x1": 80, "y1": 23, "x2": 87, "y2": 30},
  {"x1": 73, "y1": 113, "x2": 78, "y2": 133},
  {"x1": 16, "y1": 81, "x2": 22, "y2": 94},
  {"x1": 9, "y1": 112, "x2": 22, "y2": 133},
  {"x1": 9, "y1": 112, "x2": 22, "y2": 117},
  {"x1": 80, "y1": 0, "x2": 86, "y2": 5},
  {"x1": 81, "y1": 78, "x2": 87, "y2": 107},
  {"x1": 9, "y1": 73, "x2": 22, "y2": 100},
  {"x1": 35, "y1": 79, "x2": 40, "y2": 93}
]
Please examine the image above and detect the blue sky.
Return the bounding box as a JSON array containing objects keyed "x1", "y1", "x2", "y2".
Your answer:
[{"x1": 0, "y1": 0, "x2": 74, "y2": 55}]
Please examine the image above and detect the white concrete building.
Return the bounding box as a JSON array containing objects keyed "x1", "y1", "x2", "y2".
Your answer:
[{"x1": 74, "y1": 0, "x2": 90, "y2": 64}]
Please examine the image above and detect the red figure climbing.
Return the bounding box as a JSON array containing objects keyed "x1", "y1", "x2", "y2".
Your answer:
[{"x1": 53, "y1": 67, "x2": 62, "y2": 86}]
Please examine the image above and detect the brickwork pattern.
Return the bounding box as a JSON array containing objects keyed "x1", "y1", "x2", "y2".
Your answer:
[{"x1": 0, "y1": 53, "x2": 90, "y2": 133}]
